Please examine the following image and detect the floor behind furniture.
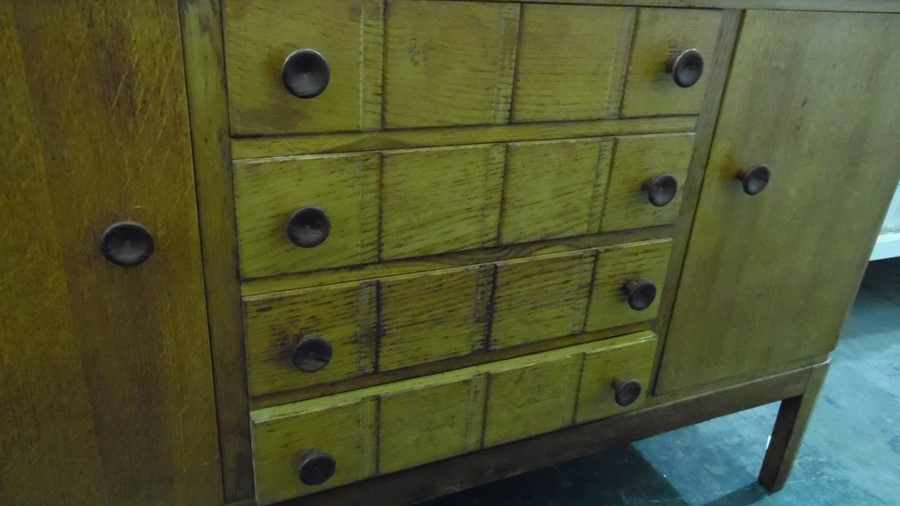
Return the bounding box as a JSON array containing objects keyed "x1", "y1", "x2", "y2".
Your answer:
[{"x1": 424, "y1": 258, "x2": 900, "y2": 506}]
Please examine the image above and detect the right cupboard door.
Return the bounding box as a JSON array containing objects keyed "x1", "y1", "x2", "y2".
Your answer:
[{"x1": 656, "y1": 11, "x2": 900, "y2": 394}]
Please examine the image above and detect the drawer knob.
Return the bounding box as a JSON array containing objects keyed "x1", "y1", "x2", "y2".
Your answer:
[
  {"x1": 622, "y1": 280, "x2": 657, "y2": 311},
  {"x1": 298, "y1": 451, "x2": 336, "y2": 486},
  {"x1": 643, "y1": 174, "x2": 679, "y2": 207},
  {"x1": 287, "y1": 206, "x2": 331, "y2": 248},
  {"x1": 737, "y1": 164, "x2": 771, "y2": 195},
  {"x1": 292, "y1": 336, "x2": 333, "y2": 373},
  {"x1": 612, "y1": 378, "x2": 643, "y2": 407},
  {"x1": 101, "y1": 221, "x2": 154, "y2": 267},
  {"x1": 667, "y1": 48, "x2": 704, "y2": 88},
  {"x1": 282, "y1": 48, "x2": 331, "y2": 99}
]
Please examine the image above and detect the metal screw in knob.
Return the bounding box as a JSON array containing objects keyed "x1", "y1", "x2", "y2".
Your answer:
[
  {"x1": 622, "y1": 280, "x2": 657, "y2": 311},
  {"x1": 298, "y1": 451, "x2": 336, "y2": 486},
  {"x1": 667, "y1": 48, "x2": 704, "y2": 88},
  {"x1": 292, "y1": 336, "x2": 333, "y2": 373},
  {"x1": 287, "y1": 206, "x2": 331, "y2": 248},
  {"x1": 737, "y1": 164, "x2": 771, "y2": 195},
  {"x1": 100, "y1": 221, "x2": 155, "y2": 267},
  {"x1": 612, "y1": 378, "x2": 643, "y2": 407},
  {"x1": 643, "y1": 174, "x2": 679, "y2": 207},
  {"x1": 282, "y1": 48, "x2": 331, "y2": 99}
]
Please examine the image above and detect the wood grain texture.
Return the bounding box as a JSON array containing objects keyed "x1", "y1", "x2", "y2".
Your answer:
[
  {"x1": 622, "y1": 8, "x2": 722, "y2": 117},
  {"x1": 0, "y1": 1, "x2": 221, "y2": 504},
  {"x1": 500, "y1": 138, "x2": 612, "y2": 244},
  {"x1": 491, "y1": 251, "x2": 595, "y2": 349},
  {"x1": 281, "y1": 362, "x2": 820, "y2": 506},
  {"x1": 380, "y1": 266, "x2": 493, "y2": 370},
  {"x1": 602, "y1": 133, "x2": 695, "y2": 231},
  {"x1": 179, "y1": 0, "x2": 252, "y2": 499},
  {"x1": 586, "y1": 239, "x2": 673, "y2": 331},
  {"x1": 657, "y1": 10, "x2": 900, "y2": 393},
  {"x1": 576, "y1": 332, "x2": 657, "y2": 422},
  {"x1": 420, "y1": 0, "x2": 900, "y2": 13},
  {"x1": 383, "y1": 0, "x2": 520, "y2": 128},
  {"x1": 381, "y1": 144, "x2": 505, "y2": 259},
  {"x1": 231, "y1": 117, "x2": 697, "y2": 159},
  {"x1": 512, "y1": 5, "x2": 632, "y2": 122},
  {"x1": 234, "y1": 153, "x2": 380, "y2": 278},
  {"x1": 251, "y1": 333, "x2": 656, "y2": 502},
  {"x1": 244, "y1": 282, "x2": 378, "y2": 397},
  {"x1": 224, "y1": 0, "x2": 384, "y2": 135}
]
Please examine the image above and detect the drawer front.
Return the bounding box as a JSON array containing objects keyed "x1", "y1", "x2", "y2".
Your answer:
[
  {"x1": 602, "y1": 133, "x2": 695, "y2": 232},
  {"x1": 490, "y1": 251, "x2": 595, "y2": 350},
  {"x1": 586, "y1": 240, "x2": 673, "y2": 331},
  {"x1": 244, "y1": 283, "x2": 378, "y2": 397},
  {"x1": 623, "y1": 8, "x2": 722, "y2": 117},
  {"x1": 383, "y1": 1, "x2": 519, "y2": 128},
  {"x1": 513, "y1": 5, "x2": 631, "y2": 122},
  {"x1": 251, "y1": 332, "x2": 657, "y2": 503},
  {"x1": 381, "y1": 144, "x2": 505, "y2": 259},
  {"x1": 500, "y1": 139, "x2": 611, "y2": 244},
  {"x1": 379, "y1": 266, "x2": 493, "y2": 370},
  {"x1": 234, "y1": 153, "x2": 379, "y2": 278},
  {"x1": 224, "y1": 0, "x2": 383, "y2": 136}
]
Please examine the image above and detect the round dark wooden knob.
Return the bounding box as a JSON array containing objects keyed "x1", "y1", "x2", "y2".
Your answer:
[
  {"x1": 101, "y1": 221, "x2": 154, "y2": 267},
  {"x1": 667, "y1": 48, "x2": 704, "y2": 88},
  {"x1": 292, "y1": 336, "x2": 333, "y2": 373},
  {"x1": 643, "y1": 174, "x2": 679, "y2": 207},
  {"x1": 287, "y1": 206, "x2": 331, "y2": 248},
  {"x1": 612, "y1": 378, "x2": 643, "y2": 407},
  {"x1": 622, "y1": 280, "x2": 657, "y2": 311},
  {"x1": 282, "y1": 48, "x2": 331, "y2": 99},
  {"x1": 737, "y1": 164, "x2": 771, "y2": 195},
  {"x1": 298, "y1": 451, "x2": 336, "y2": 486}
]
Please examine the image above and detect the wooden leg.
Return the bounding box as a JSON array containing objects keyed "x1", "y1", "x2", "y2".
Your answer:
[{"x1": 758, "y1": 361, "x2": 830, "y2": 491}]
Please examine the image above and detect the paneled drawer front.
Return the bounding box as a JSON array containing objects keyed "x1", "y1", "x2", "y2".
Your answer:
[
  {"x1": 586, "y1": 240, "x2": 673, "y2": 331},
  {"x1": 602, "y1": 133, "x2": 695, "y2": 232},
  {"x1": 623, "y1": 8, "x2": 722, "y2": 117},
  {"x1": 224, "y1": 0, "x2": 383, "y2": 135},
  {"x1": 244, "y1": 282, "x2": 378, "y2": 398},
  {"x1": 383, "y1": 1, "x2": 520, "y2": 128},
  {"x1": 513, "y1": 5, "x2": 632, "y2": 122},
  {"x1": 381, "y1": 144, "x2": 505, "y2": 259},
  {"x1": 251, "y1": 332, "x2": 657, "y2": 504},
  {"x1": 490, "y1": 251, "x2": 595, "y2": 350},
  {"x1": 234, "y1": 153, "x2": 379, "y2": 278}
]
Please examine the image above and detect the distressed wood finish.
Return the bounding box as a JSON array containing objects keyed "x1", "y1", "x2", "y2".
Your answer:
[
  {"x1": 512, "y1": 5, "x2": 633, "y2": 122},
  {"x1": 383, "y1": 1, "x2": 520, "y2": 128},
  {"x1": 657, "y1": 10, "x2": 900, "y2": 393},
  {"x1": 0, "y1": 1, "x2": 221, "y2": 504},
  {"x1": 602, "y1": 133, "x2": 695, "y2": 231},
  {"x1": 423, "y1": 0, "x2": 900, "y2": 12},
  {"x1": 223, "y1": 0, "x2": 384, "y2": 135},
  {"x1": 251, "y1": 333, "x2": 657, "y2": 503},
  {"x1": 622, "y1": 8, "x2": 723, "y2": 117}
]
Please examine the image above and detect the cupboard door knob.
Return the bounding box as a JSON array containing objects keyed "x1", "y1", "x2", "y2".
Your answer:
[
  {"x1": 612, "y1": 378, "x2": 643, "y2": 407},
  {"x1": 282, "y1": 48, "x2": 331, "y2": 99},
  {"x1": 292, "y1": 336, "x2": 333, "y2": 372},
  {"x1": 667, "y1": 48, "x2": 704, "y2": 88},
  {"x1": 101, "y1": 221, "x2": 154, "y2": 267},
  {"x1": 643, "y1": 174, "x2": 679, "y2": 207},
  {"x1": 622, "y1": 280, "x2": 657, "y2": 311},
  {"x1": 298, "y1": 451, "x2": 336, "y2": 486},
  {"x1": 287, "y1": 206, "x2": 331, "y2": 248},
  {"x1": 737, "y1": 164, "x2": 771, "y2": 195}
]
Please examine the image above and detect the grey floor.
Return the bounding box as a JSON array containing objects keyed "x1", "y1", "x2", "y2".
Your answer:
[{"x1": 424, "y1": 258, "x2": 900, "y2": 506}]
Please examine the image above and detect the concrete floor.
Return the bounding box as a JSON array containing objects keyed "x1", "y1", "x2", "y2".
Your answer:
[{"x1": 424, "y1": 258, "x2": 900, "y2": 506}]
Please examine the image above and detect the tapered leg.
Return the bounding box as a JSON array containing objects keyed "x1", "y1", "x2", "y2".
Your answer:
[{"x1": 758, "y1": 361, "x2": 830, "y2": 491}]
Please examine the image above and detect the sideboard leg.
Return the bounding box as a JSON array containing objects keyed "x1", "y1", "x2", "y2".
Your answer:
[{"x1": 758, "y1": 362, "x2": 830, "y2": 492}]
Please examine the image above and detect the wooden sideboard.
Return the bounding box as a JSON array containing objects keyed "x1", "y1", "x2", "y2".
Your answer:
[{"x1": 2, "y1": 1, "x2": 899, "y2": 505}]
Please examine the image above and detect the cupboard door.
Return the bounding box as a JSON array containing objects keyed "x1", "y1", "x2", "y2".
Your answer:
[{"x1": 657, "y1": 11, "x2": 900, "y2": 394}]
